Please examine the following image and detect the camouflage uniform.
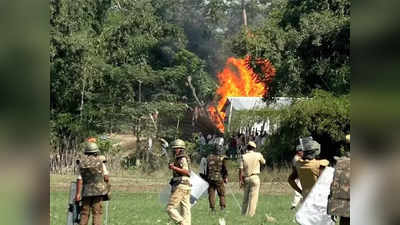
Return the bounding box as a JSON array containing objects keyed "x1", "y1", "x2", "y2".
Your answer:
[
  {"x1": 167, "y1": 153, "x2": 191, "y2": 225},
  {"x1": 327, "y1": 156, "x2": 350, "y2": 225},
  {"x1": 79, "y1": 155, "x2": 108, "y2": 225},
  {"x1": 206, "y1": 153, "x2": 228, "y2": 211}
]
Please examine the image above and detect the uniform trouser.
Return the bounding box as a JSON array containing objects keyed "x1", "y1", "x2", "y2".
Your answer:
[
  {"x1": 80, "y1": 196, "x2": 103, "y2": 225},
  {"x1": 166, "y1": 186, "x2": 191, "y2": 225},
  {"x1": 208, "y1": 181, "x2": 226, "y2": 210},
  {"x1": 291, "y1": 179, "x2": 303, "y2": 207},
  {"x1": 242, "y1": 175, "x2": 260, "y2": 217},
  {"x1": 340, "y1": 217, "x2": 350, "y2": 225}
]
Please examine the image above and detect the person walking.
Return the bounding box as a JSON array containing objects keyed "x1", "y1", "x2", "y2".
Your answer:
[
  {"x1": 75, "y1": 142, "x2": 110, "y2": 225},
  {"x1": 166, "y1": 139, "x2": 191, "y2": 225},
  {"x1": 239, "y1": 141, "x2": 266, "y2": 216},
  {"x1": 206, "y1": 144, "x2": 228, "y2": 212}
]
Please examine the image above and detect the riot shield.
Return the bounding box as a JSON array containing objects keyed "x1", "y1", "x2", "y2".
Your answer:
[
  {"x1": 159, "y1": 171, "x2": 209, "y2": 207},
  {"x1": 67, "y1": 181, "x2": 80, "y2": 225},
  {"x1": 295, "y1": 167, "x2": 335, "y2": 225}
]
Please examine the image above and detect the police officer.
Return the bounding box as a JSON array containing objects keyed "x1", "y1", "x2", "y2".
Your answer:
[
  {"x1": 327, "y1": 134, "x2": 350, "y2": 225},
  {"x1": 206, "y1": 143, "x2": 228, "y2": 212},
  {"x1": 75, "y1": 142, "x2": 110, "y2": 225},
  {"x1": 290, "y1": 144, "x2": 304, "y2": 209},
  {"x1": 166, "y1": 139, "x2": 191, "y2": 225},
  {"x1": 239, "y1": 141, "x2": 266, "y2": 216},
  {"x1": 288, "y1": 137, "x2": 329, "y2": 199}
]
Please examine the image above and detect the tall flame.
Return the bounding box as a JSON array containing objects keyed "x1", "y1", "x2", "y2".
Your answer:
[{"x1": 208, "y1": 56, "x2": 276, "y2": 133}]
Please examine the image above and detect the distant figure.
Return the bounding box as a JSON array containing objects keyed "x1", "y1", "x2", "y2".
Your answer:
[
  {"x1": 198, "y1": 133, "x2": 206, "y2": 154},
  {"x1": 291, "y1": 144, "x2": 304, "y2": 209},
  {"x1": 207, "y1": 134, "x2": 213, "y2": 144},
  {"x1": 228, "y1": 135, "x2": 237, "y2": 159},
  {"x1": 239, "y1": 141, "x2": 266, "y2": 216}
]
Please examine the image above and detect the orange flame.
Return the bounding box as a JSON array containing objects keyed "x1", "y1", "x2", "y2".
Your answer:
[{"x1": 208, "y1": 56, "x2": 276, "y2": 133}]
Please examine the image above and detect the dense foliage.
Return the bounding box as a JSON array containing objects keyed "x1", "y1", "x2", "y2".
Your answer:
[
  {"x1": 50, "y1": 0, "x2": 217, "y2": 151},
  {"x1": 50, "y1": 0, "x2": 350, "y2": 168},
  {"x1": 231, "y1": 90, "x2": 350, "y2": 165},
  {"x1": 233, "y1": 0, "x2": 350, "y2": 98}
]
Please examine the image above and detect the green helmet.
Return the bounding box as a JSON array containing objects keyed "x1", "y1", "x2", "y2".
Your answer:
[
  {"x1": 171, "y1": 139, "x2": 186, "y2": 149},
  {"x1": 85, "y1": 142, "x2": 100, "y2": 154}
]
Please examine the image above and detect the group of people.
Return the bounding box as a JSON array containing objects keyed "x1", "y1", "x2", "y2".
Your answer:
[
  {"x1": 288, "y1": 136, "x2": 350, "y2": 225},
  {"x1": 167, "y1": 138, "x2": 266, "y2": 225},
  {"x1": 196, "y1": 131, "x2": 268, "y2": 160},
  {"x1": 73, "y1": 134, "x2": 349, "y2": 225}
]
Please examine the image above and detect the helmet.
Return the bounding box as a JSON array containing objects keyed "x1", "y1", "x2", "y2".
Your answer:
[
  {"x1": 345, "y1": 134, "x2": 350, "y2": 144},
  {"x1": 296, "y1": 144, "x2": 303, "y2": 151},
  {"x1": 85, "y1": 142, "x2": 100, "y2": 154},
  {"x1": 301, "y1": 137, "x2": 320, "y2": 152},
  {"x1": 171, "y1": 139, "x2": 186, "y2": 149},
  {"x1": 301, "y1": 137, "x2": 320, "y2": 159},
  {"x1": 248, "y1": 141, "x2": 257, "y2": 149}
]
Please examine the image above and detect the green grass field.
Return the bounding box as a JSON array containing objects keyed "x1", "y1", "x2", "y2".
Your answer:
[{"x1": 51, "y1": 190, "x2": 296, "y2": 225}]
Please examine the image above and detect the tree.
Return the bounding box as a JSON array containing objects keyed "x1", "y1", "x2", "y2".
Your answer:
[{"x1": 232, "y1": 0, "x2": 350, "y2": 98}]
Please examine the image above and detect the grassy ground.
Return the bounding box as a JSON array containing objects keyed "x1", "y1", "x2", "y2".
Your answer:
[
  {"x1": 51, "y1": 161, "x2": 296, "y2": 225},
  {"x1": 51, "y1": 191, "x2": 296, "y2": 225}
]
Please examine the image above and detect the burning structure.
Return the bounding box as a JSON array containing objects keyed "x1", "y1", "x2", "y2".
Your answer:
[
  {"x1": 180, "y1": 56, "x2": 276, "y2": 138},
  {"x1": 207, "y1": 56, "x2": 276, "y2": 134}
]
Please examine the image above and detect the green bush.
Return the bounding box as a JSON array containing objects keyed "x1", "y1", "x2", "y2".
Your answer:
[{"x1": 262, "y1": 90, "x2": 350, "y2": 166}]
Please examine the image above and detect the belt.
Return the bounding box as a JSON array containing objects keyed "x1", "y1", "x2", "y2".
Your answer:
[{"x1": 246, "y1": 173, "x2": 259, "y2": 178}]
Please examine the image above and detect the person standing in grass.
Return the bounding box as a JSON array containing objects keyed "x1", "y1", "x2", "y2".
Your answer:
[
  {"x1": 290, "y1": 144, "x2": 304, "y2": 209},
  {"x1": 288, "y1": 137, "x2": 329, "y2": 199},
  {"x1": 239, "y1": 141, "x2": 266, "y2": 216},
  {"x1": 167, "y1": 139, "x2": 191, "y2": 225},
  {"x1": 75, "y1": 141, "x2": 110, "y2": 225},
  {"x1": 206, "y1": 143, "x2": 228, "y2": 212},
  {"x1": 327, "y1": 134, "x2": 350, "y2": 225}
]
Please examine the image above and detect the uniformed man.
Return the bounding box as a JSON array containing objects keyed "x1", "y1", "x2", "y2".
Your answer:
[
  {"x1": 75, "y1": 142, "x2": 110, "y2": 225},
  {"x1": 206, "y1": 143, "x2": 228, "y2": 212},
  {"x1": 290, "y1": 144, "x2": 304, "y2": 209},
  {"x1": 327, "y1": 134, "x2": 350, "y2": 225},
  {"x1": 239, "y1": 141, "x2": 266, "y2": 217},
  {"x1": 288, "y1": 137, "x2": 329, "y2": 199},
  {"x1": 166, "y1": 139, "x2": 191, "y2": 225}
]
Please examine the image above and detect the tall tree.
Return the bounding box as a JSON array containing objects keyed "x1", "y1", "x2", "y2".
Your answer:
[{"x1": 233, "y1": 0, "x2": 350, "y2": 98}]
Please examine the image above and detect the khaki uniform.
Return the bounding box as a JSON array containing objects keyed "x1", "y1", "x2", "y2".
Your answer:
[
  {"x1": 295, "y1": 159, "x2": 329, "y2": 198},
  {"x1": 207, "y1": 154, "x2": 228, "y2": 210},
  {"x1": 78, "y1": 155, "x2": 109, "y2": 225},
  {"x1": 291, "y1": 155, "x2": 303, "y2": 208},
  {"x1": 239, "y1": 150, "x2": 266, "y2": 216},
  {"x1": 167, "y1": 156, "x2": 191, "y2": 225}
]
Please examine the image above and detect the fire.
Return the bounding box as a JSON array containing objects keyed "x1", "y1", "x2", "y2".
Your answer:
[{"x1": 208, "y1": 56, "x2": 276, "y2": 133}]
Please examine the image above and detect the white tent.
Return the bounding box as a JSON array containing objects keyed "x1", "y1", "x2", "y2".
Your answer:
[{"x1": 224, "y1": 97, "x2": 293, "y2": 133}]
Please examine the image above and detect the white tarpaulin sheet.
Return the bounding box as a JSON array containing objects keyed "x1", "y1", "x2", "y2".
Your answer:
[
  {"x1": 295, "y1": 167, "x2": 335, "y2": 225},
  {"x1": 159, "y1": 172, "x2": 209, "y2": 207}
]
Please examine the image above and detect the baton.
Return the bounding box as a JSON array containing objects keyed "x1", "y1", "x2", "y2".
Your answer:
[
  {"x1": 105, "y1": 201, "x2": 109, "y2": 225},
  {"x1": 226, "y1": 183, "x2": 242, "y2": 211}
]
